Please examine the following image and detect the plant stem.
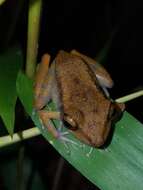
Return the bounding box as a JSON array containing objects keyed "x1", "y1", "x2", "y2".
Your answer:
[
  {"x1": 0, "y1": 127, "x2": 40, "y2": 148},
  {"x1": 116, "y1": 90, "x2": 143, "y2": 103},
  {"x1": 26, "y1": 0, "x2": 42, "y2": 78},
  {"x1": 0, "y1": 0, "x2": 6, "y2": 6}
]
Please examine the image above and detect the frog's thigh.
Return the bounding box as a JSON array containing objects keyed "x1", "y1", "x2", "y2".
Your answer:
[
  {"x1": 71, "y1": 49, "x2": 113, "y2": 89},
  {"x1": 90, "y1": 63, "x2": 114, "y2": 89},
  {"x1": 34, "y1": 61, "x2": 56, "y2": 110}
]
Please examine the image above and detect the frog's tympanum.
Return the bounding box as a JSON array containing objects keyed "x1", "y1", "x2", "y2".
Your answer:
[{"x1": 34, "y1": 50, "x2": 124, "y2": 147}]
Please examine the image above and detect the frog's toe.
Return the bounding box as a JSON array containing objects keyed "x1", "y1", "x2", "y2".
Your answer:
[{"x1": 57, "y1": 131, "x2": 78, "y2": 146}]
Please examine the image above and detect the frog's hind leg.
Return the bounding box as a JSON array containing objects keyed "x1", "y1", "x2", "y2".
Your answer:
[
  {"x1": 34, "y1": 54, "x2": 51, "y2": 109},
  {"x1": 34, "y1": 55, "x2": 55, "y2": 110},
  {"x1": 71, "y1": 50, "x2": 113, "y2": 97}
]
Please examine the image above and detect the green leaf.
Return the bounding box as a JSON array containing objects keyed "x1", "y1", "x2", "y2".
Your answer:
[
  {"x1": 0, "y1": 47, "x2": 23, "y2": 134},
  {"x1": 16, "y1": 71, "x2": 34, "y2": 116},
  {"x1": 17, "y1": 72, "x2": 143, "y2": 190}
]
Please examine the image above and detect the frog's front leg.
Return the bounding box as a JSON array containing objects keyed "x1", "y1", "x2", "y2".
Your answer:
[
  {"x1": 38, "y1": 110, "x2": 63, "y2": 138},
  {"x1": 71, "y1": 50, "x2": 113, "y2": 97},
  {"x1": 38, "y1": 110, "x2": 78, "y2": 147}
]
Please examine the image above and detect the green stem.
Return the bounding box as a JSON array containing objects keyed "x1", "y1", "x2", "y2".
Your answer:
[
  {"x1": 0, "y1": 127, "x2": 40, "y2": 148},
  {"x1": 116, "y1": 90, "x2": 143, "y2": 103},
  {"x1": 26, "y1": 0, "x2": 42, "y2": 78},
  {"x1": 0, "y1": 0, "x2": 6, "y2": 6}
]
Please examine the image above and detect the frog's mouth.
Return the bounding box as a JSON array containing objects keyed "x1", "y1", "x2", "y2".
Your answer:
[{"x1": 69, "y1": 128, "x2": 95, "y2": 146}]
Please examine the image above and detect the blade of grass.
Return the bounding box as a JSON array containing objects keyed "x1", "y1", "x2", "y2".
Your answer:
[
  {"x1": 26, "y1": 0, "x2": 42, "y2": 78},
  {"x1": 116, "y1": 90, "x2": 143, "y2": 103},
  {"x1": 0, "y1": 47, "x2": 23, "y2": 134},
  {"x1": 17, "y1": 72, "x2": 143, "y2": 190}
]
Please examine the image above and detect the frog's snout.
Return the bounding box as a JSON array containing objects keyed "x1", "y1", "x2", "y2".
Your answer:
[{"x1": 92, "y1": 136, "x2": 105, "y2": 147}]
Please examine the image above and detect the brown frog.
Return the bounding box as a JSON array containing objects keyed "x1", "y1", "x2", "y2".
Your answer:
[{"x1": 34, "y1": 50, "x2": 124, "y2": 147}]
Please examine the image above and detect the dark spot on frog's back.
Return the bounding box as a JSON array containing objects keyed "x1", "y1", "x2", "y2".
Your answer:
[
  {"x1": 92, "y1": 107, "x2": 98, "y2": 113},
  {"x1": 83, "y1": 87, "x2": 96, "y2": 102},
  {"x1": 73, "y1": 77, "x2": 80, "y2": 85}
]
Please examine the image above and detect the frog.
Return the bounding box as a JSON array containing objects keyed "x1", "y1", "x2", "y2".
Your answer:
[{"x1": 34, "y1": 50, "x2": 125, "y2": 147}]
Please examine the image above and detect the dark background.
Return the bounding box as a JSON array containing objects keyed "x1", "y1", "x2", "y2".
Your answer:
[{"x1": 0, "y1": 0, "x2": 143, "y2": 189}]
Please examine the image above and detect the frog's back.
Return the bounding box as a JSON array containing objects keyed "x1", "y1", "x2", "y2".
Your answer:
[
  {"x1": 55, "y1": 50, "x2": 106, "y2": 111},
  {"x1": 55, "y1": 50, "x2": 99, "y2": 88}
]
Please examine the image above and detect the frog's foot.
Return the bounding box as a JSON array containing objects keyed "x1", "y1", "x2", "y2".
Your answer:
[
  {"x1": 49, "y1": 120, "x2": 79, "y2": 154},
  {"x1": 56, "y1": 131, "x2": 79, "y2": 153},
  {"x1": 57, "y1": 131, "x2": 78, "y2": 146},
  {"x1": 56, "y1": 123, "x2": 79, "y2": 146}
]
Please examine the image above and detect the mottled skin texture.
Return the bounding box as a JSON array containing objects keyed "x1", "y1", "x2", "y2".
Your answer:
[
  {"x1": 34, "y1": 50, "x2": 124, "y2": 147},
  {"x1": 55, "y1": 51, "x2": 123, "y2": 146}
]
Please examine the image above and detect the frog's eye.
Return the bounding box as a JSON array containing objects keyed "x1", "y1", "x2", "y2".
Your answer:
[{"x1": 63, "y1": 114, "x2": 77, "y2": 130}]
